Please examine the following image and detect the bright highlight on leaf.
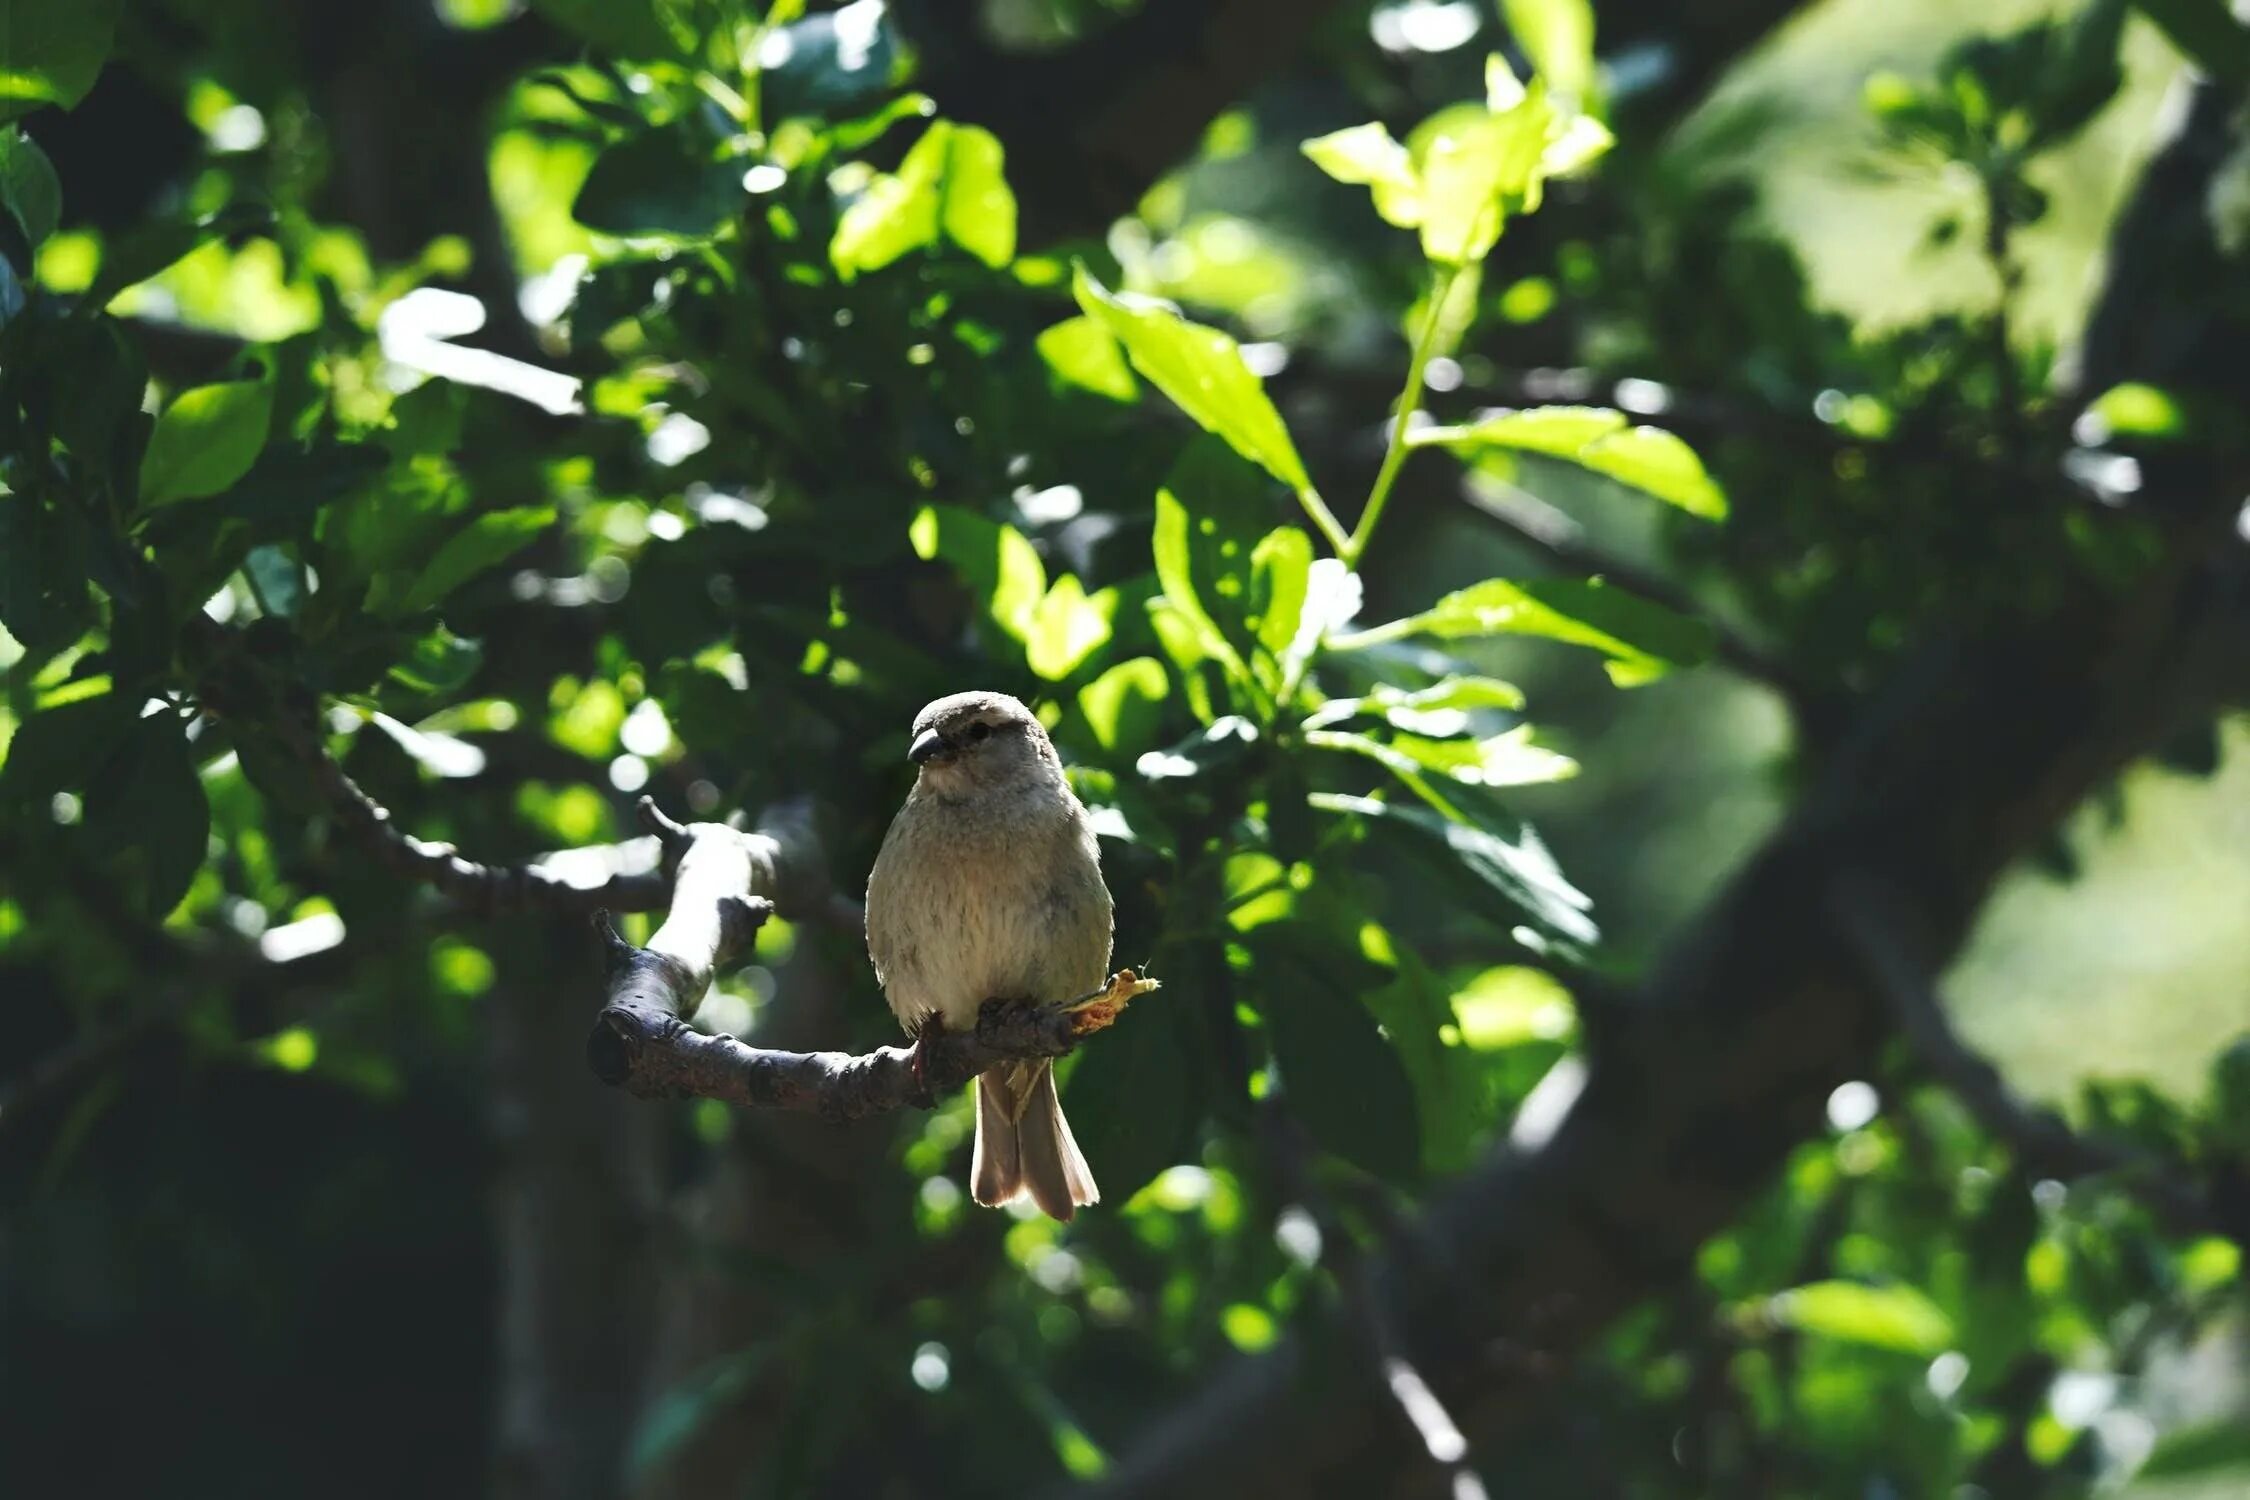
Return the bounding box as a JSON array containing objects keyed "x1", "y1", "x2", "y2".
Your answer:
[
  {"x1": 1333, "y1": 576, "x2": 1715, "y2": 686},
  {"x1": 1300, "y1": 53, "x2": 1613, "y2": 267},
  {"x1": 1035, "y1": 315, "x2": 1138, "y2": 401},
  {"x1": 1414, "y1": 405, "x2": 1728, "y2": 519},
  {"x1": 830, "y1": 120, "x2": 1017, "y2": 280},
  {"x1": 1765, "y1": 1281, "x2": 1956, "y2": 1356},
  {"x1": 1070, "y1": 266, "x2": 1313, "y2": 495}
]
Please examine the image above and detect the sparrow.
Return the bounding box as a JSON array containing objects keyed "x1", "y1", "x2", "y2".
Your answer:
[{"x1": 865, "y1": 691, "x2": 1109, "y2": 1221}]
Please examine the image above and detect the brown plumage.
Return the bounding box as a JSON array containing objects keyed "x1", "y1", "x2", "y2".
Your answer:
[{"x1": 865, "y1": 691, "x2": 1110, "y2": 1220}]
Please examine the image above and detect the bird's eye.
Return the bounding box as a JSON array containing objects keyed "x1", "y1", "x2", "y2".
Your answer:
[{"x1": 965, "y1": 721, "x2": 992, "y2": 743}]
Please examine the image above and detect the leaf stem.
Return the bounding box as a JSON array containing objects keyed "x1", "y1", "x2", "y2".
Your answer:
[
  {"x1": 1344, "y1": 263, "x2": 1459, "y2": 566},
  {"x1": 1295, "y1": 486, "x2": 1354, "y2": 560}
]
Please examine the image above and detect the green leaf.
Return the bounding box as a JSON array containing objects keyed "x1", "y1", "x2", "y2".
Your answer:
[
  {"x1": 1311, "y1": 792, "x2": 1595, "y2": 944},
  {"x1": 84, "y1": 204, "x2": 274, "y2": 312},
  {"x1": 1025, "y1": 574, "x2": 1115, "y2": 681},
  {"x1": 1300, "y1": 123, "x2": 1419, "y2": 222},
  {"x1": 1035, "y1": 316, "x2": 1138, "y2": 402},
  {"x1": 1765, "y1": 1281, "x2": 1955, "y2": 1356},
  {"x1": 1255, "y1": 929, "x2": 1422, "y2": 1182},
  {"x1": 139, "y1": 380, "x2": 274, "y2": 508},
  {"x1": 1364, "y1": 951, "x2": 1490, "y2": 1173},
  {"x1": 388, "y1": 626, "x2": 485, "y2": 695},
  {"x1": 1342, "y1": 576, "x2": 1715, "y2": 686},
  {"x1": 2135, "y1": 1416, "x2": 2250, "y2": 1478},
  {"x1": 761, "y1": 2, "x2": 901, "y2": 118},
  {"x1": 1413, "y1": 95, "x2": 1553, "y2": 264},
  {"x1": 1076, "y1": 657, "x2": 1169, "y2": 755},
  {"x1": 830, "y1": 120, "x2": 1016, "y2": 279},
  {"x1": 830, "y1": 149, "x2": 939, "y2": 279},
  {"x1": 1504, "y1": 0, "x2": 1598, "y2": 100},
  {"x1": 82, "y1": 709, "x2": 210, "y2": 918},
  {"x1": 2132, "y1": 0, "x2": 2250, "y2": 92},
  {"x1": 523, "y1": 0, "x2": 682, "y2": 58},
  {"x1": 0, "y1": 0, "x2": 121, "y2": 121},
  {"x1": 2086, "y1": 381, "x2": 2185, "y2": 439},
  {"x1": 393, "y1": 506, "x2": 555, "y2": 616},
  {"x1": 935, "y1": 123, "x2": 1016, "y2": 267},
  {"x1": 0, "y1": 496, "x2": 94, "y2": 652},
  {"x1": 1419, "y1": 406, "x2": 1727, "y2": 518},
  {"x1": 0, "y1": 690, "x2": 132, "y2": 807},
  {"x1": 1451, "y1": 965, "x2": 1577, "y2": 1050},
  {"x1": 1310, "y1": 724, "x2": 1577, "y2": 788},
  {"x1": 1249, "y1": 526, "x2": 1311, "y2": 657},
  {"x1": 1072, "y1": 265, "x2": 1312, "y2": 494},
  {"x1": 1136, "y1": 715, "x2": 1258, "y2": 781},
  {"x1": 573, "y1": 131, "x2": 741, "y2": 238},
  {"x1": 908, "y1": 504, "x2": 1046, "y2": 643},
  {"x1": 1303, "y1": 675, "x2": 1526, "y2": 734},
  {"x1": 0, "y1": 127, "x2": 62, "y2": 258},
  {"x1": 1062, "y1": 997, "x2": 1200, "y2": 1208}
]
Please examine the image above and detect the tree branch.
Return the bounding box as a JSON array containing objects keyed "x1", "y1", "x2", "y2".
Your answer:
[
  {"x1": 579, "y1": 799, "x2": 1155, "y2": 1119},
  {"x1": 1830, "y1": 868, "x2": 2240, "y2": 1241},
  {"x1": 273, "y1": 711, "x2": 678, "y2": 916}
]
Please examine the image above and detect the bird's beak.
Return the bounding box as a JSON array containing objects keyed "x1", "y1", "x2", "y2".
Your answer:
[{"x1": 908, "y1": 728, "x2": 948, "y2": 765}]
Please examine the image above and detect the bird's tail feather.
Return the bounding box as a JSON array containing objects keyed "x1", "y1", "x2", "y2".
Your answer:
[{"x1": 973, "y1": 1060, "x2": 1097, "y2": 1222}]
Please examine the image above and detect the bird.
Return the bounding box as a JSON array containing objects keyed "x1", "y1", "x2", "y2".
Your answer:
[{"x1": 865, "y1": 690, "x2": 1109, "y2": 1221}]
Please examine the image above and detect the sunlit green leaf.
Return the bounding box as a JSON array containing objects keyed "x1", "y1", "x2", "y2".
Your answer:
[
  {"x1": 909, "y1": 504, "x2": 1046, "y2": 644},
  {"x1": 1035, "y1": 316, "x2": 1138, "y2": 402},
  {"x1": 1337, "y1": 576, "x2": 1714, "y2": 686},
  {"x1": 1504, "y1": 0, "x2": 1598, "y2": 101},
  {"x1": 393, "y1": 506, "x2": 555, "y2": 616},
  {"x1": 2086, "y1": 381, "x2": 2185, "y2": 439},
  {"x1": 1300, "y1": 122, "x2": 1419, "y2": 226},
  {"x1": 1766, "y1": 1281, "x2": 1955, "y2": 1356},
  {"x1": 1303, "y1": 675, "x2": 1525, "y2": 734},
  {"x1": 1072, "y1": 266, "x2": 1312, "y2": 494},
  {"x1": 1314, "y1": 723, "x2": 1576, "y2": 787},
  {"x1": 1418, "y1": 406, "x2": 1727, "y2": 518},
  {"x1": 1025, "y1": 574, "x2": 1115, "y2": 681},
  {"x1": 831, "y1": 120, "x2": 1016, "y2": 279},
  {"x1": 1249, "y1": 526, "x2": 1311, "y2": 657},
  {"x1": 1452, "y1": 965, "x2": 1577, "y2": 1049},
  {"x1": 138, "y1": 380, "x2": 274, "y2": 507},
  {"x1": 1364, "y1": 950, "x2": 1491, "y2": 1172},
  {"x1": 1076, "y1": 657, "x2": 1169, "y2": 753},
  {"x1": 935, "y1": 123, "x2": 1016, "y2": 267},
  {"x1": 0, "y1": 0, "x2": 121, "y2": 122},
  {"x1": 1311, "y1": 792, "x2": 1595, "y2": 944}
]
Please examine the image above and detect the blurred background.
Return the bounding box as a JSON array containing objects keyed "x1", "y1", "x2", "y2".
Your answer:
[{"x1": 2, "y1": 1, "x2": 2246, "y2": 1496}]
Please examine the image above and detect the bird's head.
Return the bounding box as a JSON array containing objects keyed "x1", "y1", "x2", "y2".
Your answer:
[{"x1": 906, "y1": 691, "x2": 1057, "y2": 796}]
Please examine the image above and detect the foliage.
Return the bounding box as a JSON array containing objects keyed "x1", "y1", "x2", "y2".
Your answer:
[{"x1": 2, "y1": 2, "x2": 2245, "y2": 1497}]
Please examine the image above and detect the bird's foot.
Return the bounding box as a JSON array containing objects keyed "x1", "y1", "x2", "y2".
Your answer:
[
  {"x1": 911, "y1": 1014, "x2": 943, "y2": 1097},
  {"x1": 1061, "y1": 968, "x2": 1160, "y2": 1035}
]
